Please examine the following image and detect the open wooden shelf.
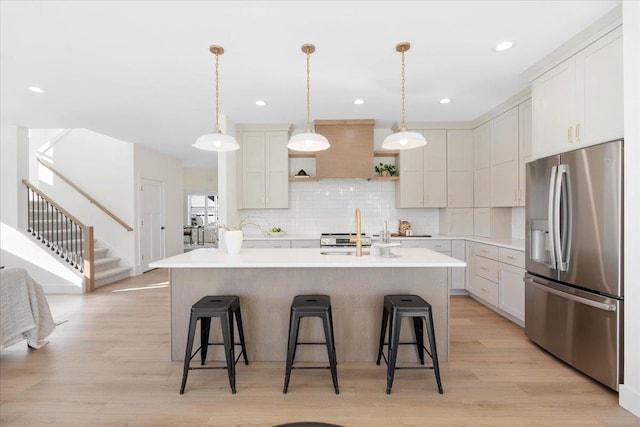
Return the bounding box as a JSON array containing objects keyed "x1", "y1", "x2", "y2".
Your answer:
[
  {"x1": 374, "y1": 150, "x2": 400, "y2": 157},
  {"x1": 368, "y1": 176, "x2": 399, "y2": 181},
  {"x1": 288, "y1": 176, "x2": 318, "y2": 182},
  {"x1": 288, "y1": 151, "x2": 316, "y2": 158}
]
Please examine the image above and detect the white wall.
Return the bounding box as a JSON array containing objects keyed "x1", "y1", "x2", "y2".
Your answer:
[
  {"x1": 30, "y1": 128, "x2": 136, "y2": 271},
  {"x1": 133, "y1": 144, "x2": 184, "y2": 270},
  {"x1": 1, "y1": 125, "x2": 83, "y2": 292},
  {"x1": 620, "y1": 0, "x2": 640, "y2": 417}
]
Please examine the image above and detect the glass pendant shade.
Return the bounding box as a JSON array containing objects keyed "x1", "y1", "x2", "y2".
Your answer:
[
  {"x1": 287, "y1": 132, "x2": 330, "y2": 152},
  {"x1": 382, "y1": 130, "x2": 426, "y2": 150},
  {"x1": 193, "y1": 132, "x2": 240, "y2": 152}
]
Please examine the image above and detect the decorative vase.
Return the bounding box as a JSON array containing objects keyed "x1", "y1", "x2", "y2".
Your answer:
[
  {"x1": 224, "y1": 230, "x2": 243, "y2": 254},
  {"x1": 381, "y1": 170, "x2": 389, "y2": 177}
]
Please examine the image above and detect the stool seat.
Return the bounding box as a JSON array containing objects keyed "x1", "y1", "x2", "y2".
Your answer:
[
  {"x1": 180, "y1": 295, "x2": 248, "y2": 394},
  {"x1": 376, "y1": 294, "x2": 443, "y2": 395},
  {"x1": 284, "y1": 294, "x2": 339, "y2": 394}
]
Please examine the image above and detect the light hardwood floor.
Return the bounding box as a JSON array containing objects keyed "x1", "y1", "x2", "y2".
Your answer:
[{"x1": 1, "y1": 269, "x2": 638, "y2": 427}]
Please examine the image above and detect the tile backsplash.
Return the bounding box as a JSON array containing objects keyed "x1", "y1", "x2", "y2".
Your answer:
[
  {"x1": 240, "y1": 179, "x2": 526, "y2": 238},
  {"x1": 241, "y1": 180, "x2": 439, "y2": 236}
]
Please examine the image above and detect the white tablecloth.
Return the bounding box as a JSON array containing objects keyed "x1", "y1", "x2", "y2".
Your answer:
[{"x1": 0, "y1": 268, "x2": 56, "y2": 349}]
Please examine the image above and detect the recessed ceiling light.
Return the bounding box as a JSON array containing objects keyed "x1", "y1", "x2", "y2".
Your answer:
[
  {"x1": 255, "y1": 100, "x2": 267, "y2": 107},
  {"x1": 495, "y1": 41, "x2": 514, "y2": 52},
  {"x1": 440, "y1": 98, "x2": 451, "y2": 104},
  {"x1": 28, "y1": 86, "x2": 44, "y2": 93},
  {"x1": 354, "y1": 99, "x2": 365, "y2": 105}
]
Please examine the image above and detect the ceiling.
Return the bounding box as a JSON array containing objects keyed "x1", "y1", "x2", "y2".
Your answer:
[{"x1": 0, "y1": 1, "x2": 620, "y2": 168}]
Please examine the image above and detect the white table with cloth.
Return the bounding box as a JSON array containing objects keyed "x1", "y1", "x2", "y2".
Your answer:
[{"x1": 0, "y1": 268, "x2": 56, "y2": 349}]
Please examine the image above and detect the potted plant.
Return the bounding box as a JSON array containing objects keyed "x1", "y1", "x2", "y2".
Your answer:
[
  {"x1": 218, "y1": 216, "x2": 264, "y2": 254},
  {"x1": 374, "y1": 163, "x2": 397, "y2": 177}
]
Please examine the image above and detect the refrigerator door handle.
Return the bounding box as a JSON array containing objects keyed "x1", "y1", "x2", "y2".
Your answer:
[
  {"x1": 547, "y1": 165, "x2": 558, "y2": 269},
  {"x1": 555, "y1": 164, "x2": 568, "y2": 271},
  {"x1": 525, "y1": 279, "x2": 617, "y2": 312}
]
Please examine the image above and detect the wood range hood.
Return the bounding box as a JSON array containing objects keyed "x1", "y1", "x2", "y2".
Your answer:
[{"x1": 313, "y1": 119, "x2": 375, "y2": 179}]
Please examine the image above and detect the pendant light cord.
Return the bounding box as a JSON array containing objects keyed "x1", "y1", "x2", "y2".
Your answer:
[
  {"x1": 306, "y1": 49, "x2": 312, "y2": 132},
  {"x1": 215, "y1": 51, "x2": 220, "y2": 134},
  {"x1": 400, "y1": 48, "x2": 406, "y2": 131}
]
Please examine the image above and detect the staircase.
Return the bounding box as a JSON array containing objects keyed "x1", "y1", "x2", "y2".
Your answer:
[
  {"x1": 91, "y1": 245, "x2": 131, "y2": 287},
  {"x1": 24, "y1": 180, "x2": 132, "y2": 291}
]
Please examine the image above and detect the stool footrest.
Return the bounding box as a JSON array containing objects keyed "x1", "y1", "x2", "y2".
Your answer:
[
  {"x1": 296, "y1": 342, "x2": 328, "y2": 346},
  {"x1": 292, "y1": 366, "x2": 331, "y2": 370}
]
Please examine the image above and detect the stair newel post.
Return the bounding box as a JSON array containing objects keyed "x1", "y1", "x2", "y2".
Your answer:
[{"x1": 84, "y1": 226, "x2": 95, "y2": 292}]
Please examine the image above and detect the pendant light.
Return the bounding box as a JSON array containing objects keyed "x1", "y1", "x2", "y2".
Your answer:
[
  {"x1": 382, "y1": 42, "x2": 427, "y2": 150},
  {"x1": 193, "y1": 45, "x2": 240, "y2": 152},
  {"x1": 287, "y1": 44, "x2": 330, "y2": 152}
]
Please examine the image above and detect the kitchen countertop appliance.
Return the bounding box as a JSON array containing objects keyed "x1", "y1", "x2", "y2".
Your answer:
[{"x1": 525, "y1": 139, "x2": 623, "y2": 391}]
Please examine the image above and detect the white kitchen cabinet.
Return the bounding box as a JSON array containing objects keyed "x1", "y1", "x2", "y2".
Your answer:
[
  {"x1": 498, "y1": 247, "x2": 525, "y2": 322},
  {"x1": 396, "y1": 129, "x2": 447, "y2": 208},
  {"x1": 450, "y1": 240, "x2": 466, "y2": 290},
  {"x1": 518, "y1": 99, "x2": 532, "y2": 206},
  {"x1": 291, "y1": 239, "x2": 320, "y2": 248},
  {"x1": 447, "y1": 130, "x2": 474, "y2": 207},
  {"x1": 465, "y1": 241, "x2": 475, "y2": 294},
  {"x1": 238, "y1": 127, "x2": 290, "y2": 209},
  {"x1": 473, "y1": 122, "x2": 491, "y2": 207},
  {"x1": 473, "y1": 207, "x2": 511, "y2": 238},
  {"x1": 490, "y1": 106, "x2": 519, "y2": 207},
  {"x1": 242, "y1": 240, "x2": 291, "y2": 248},
  {"x1": 531, "y1": 26, "x2": 622, "y2": 159}
]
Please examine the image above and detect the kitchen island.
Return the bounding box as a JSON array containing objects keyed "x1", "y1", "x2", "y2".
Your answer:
[{"x1": 150, "y1": 247, "x2": 465, "y2": 363}]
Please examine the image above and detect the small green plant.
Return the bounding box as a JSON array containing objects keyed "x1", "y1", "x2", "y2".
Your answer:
[{"x1": 374, "y1": 163, "x2": 397, "y2": 177}]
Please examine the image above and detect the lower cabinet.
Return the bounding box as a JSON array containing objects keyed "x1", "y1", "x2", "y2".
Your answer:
[
  {"x1": 243, "y1": 240, "x2": 291, "y2": 248},
  {"x1": 471, "y1": 242, "x2": 525, "y2": 325}
]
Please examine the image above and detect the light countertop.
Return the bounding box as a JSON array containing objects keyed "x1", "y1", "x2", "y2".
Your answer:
[
  {"x1": 242, "y1": 234, "x2": 525, "y2": 251},
  {"x1": 150, "y1": 247, "x2": 466, "y2": 269}
]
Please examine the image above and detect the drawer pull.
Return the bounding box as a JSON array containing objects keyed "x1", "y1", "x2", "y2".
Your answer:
[
  {"x1": 507, "y1": 256, "x2": 517, "y2": 260},
  {"x1": 480, "y1": 288, "x2": 488, "y2": 293},
  {"x1": 481, "y1": 267, "x2": 489, "y2": 271}
]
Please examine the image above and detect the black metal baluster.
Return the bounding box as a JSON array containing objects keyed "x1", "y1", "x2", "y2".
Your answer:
[
  {"x1": 78, "y1": 226, "x2": 84, "y2": 273},
  {"x1": 45, "y1": 200, "x2": 51, "y2": 247},
  {"x1": 36, "y1": 193, "x2": 41, "y2": 240},
  {"x1": 27, "y1": 187, "x2": 32, "y2": 234},
  {"x1": 64, "y1": 215, "x2": 70, "y2": 262}
]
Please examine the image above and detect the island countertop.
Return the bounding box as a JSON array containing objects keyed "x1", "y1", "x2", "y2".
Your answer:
[{"x1": 150, "y1": 247, "x2": 466, "y2": 269}]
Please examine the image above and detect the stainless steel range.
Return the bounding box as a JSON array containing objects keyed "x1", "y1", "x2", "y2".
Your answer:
[{"x1": 320, "y1": 233, "x2": 372, "y2": 248}]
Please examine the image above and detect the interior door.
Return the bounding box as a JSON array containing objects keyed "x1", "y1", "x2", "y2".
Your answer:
[{"x1": 141, "y1": 178, "x2": 164, "y2": 272}]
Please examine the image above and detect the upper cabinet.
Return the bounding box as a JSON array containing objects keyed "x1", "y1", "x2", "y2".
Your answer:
[
  {"x1": 531, "y1": 26, "x2": 623, "y2": 159},
  {"x1": 447, "y1": 130, "x2": 474, "y2": 207},
  {"x1": 473, "y1": 123, "x2": 491, "y2": 207},
  {"x1": 490, "y1": 106, "x2": 519, "y2": 207},
  {"x1": 395, "y1": 129, "x2": 447, "y2": 208},
  {"x1": 518, "y1": 99, "x2": 532, "y2": 206},
  {"x1": 237, "y1": 124, "x2": 291, "y2": 209}
]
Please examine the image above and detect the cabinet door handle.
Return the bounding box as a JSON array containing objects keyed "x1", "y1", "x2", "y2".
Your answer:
[
  {"x1": 568, "y1": 126, "x2": 574, "y2": 143},
  {"x1": 514, "y1": 189, "x2": 518, "y2": 202},
  {"x1": 576, "y1": 123, "x2": 581, "y2": 142}
]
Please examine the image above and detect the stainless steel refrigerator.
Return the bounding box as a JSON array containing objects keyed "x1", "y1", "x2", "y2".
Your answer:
[{"x1": 525, "y1": 139, "x2": 623, "y2": 391}]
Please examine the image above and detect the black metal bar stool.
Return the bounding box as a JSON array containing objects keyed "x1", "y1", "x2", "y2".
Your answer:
[
  {"x1": 376, "y1": 294, "x2": 443, "y2": 394},
  {"x1": 283, "y1": 294, "x2": 339, "y2": 394},
  {"x1": 179, "y1": 295, "x2": 248, "y2": 394}
]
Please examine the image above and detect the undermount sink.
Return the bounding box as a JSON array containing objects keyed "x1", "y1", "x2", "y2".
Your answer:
[{"x1": 320, "y1": 250, "x2": 370, "y2": 256}]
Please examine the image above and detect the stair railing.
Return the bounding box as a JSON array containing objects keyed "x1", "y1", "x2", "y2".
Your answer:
[
  {"x1": 22, "y1": 179, "x2": 95, "y2": 292},
  {"x1": 36, "y1": 158, "x2": 134, "y2": 232}
]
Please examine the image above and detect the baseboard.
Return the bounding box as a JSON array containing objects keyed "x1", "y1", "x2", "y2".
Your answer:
[
  {"x1": 619, "y1": 384, "x2": 640, "y2": 418},
  {"x1": 42, "y1": 283, "x2": 83, "y2": 294}
]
